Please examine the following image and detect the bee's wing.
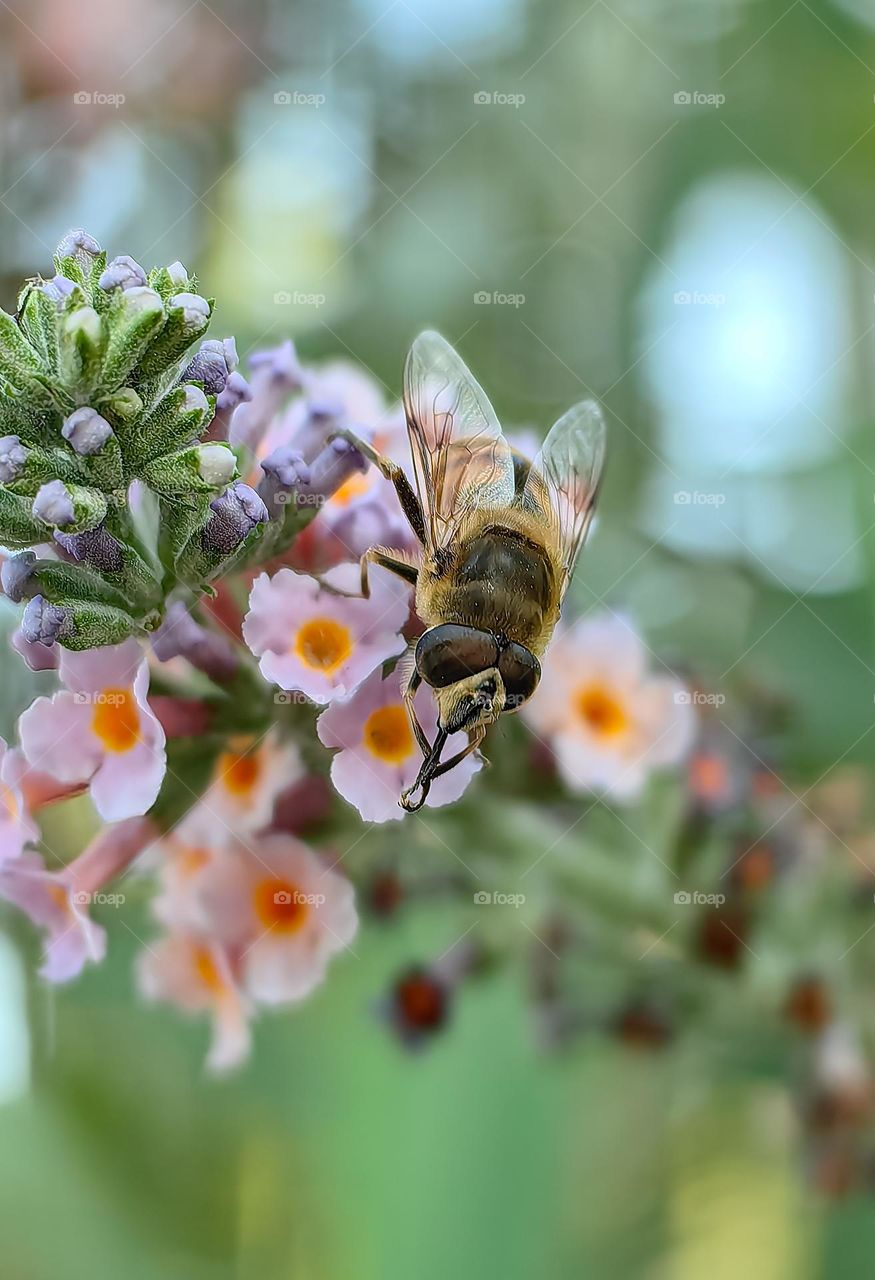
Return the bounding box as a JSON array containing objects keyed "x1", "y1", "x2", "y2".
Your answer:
[
  {"x1": 403, "y1": 331, "x2": 515, "y2": 552},
  {"x1": 520, "y1": 400, "x2": 606, "y2": 602}
]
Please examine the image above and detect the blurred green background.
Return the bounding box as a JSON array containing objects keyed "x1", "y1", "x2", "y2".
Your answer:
[{"x1": 3, "y1": 0, "x2": 875, "y2": 1274}]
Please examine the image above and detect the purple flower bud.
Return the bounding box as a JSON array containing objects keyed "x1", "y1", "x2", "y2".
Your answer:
[
  {"x1": 98, "y1": 254, "x2": 147, "y2": 291},
  {"x1": 11, "y1": 625, "x2": 59, "y2": 671},
  {"x1": 21, "y1": 595, "x2": 72, "y2": 647},
  {"x1": 151, "y1": 600, "x2": 238, "y2": 682},
  {"x1": 331, "y1": 499, "x2": 407, "y2": 561},
  {"x1": 61, "y1": 407, "x2": 113, "y2": 456},
  {"x1": 1, "y1": 551, "x2": 36, "y2": 602},
  {"x1": 56, "y1": 228, "x2": 102, "y2": 259},
  {"x1": 216, "y1": 371, "x2": 251, "y2": 412},
  {"x1": 166, "y1": 261, "x2": 188, "y2": 286},
  {"x1": 39, "y1": 274, "x2": 77, "y2": 303},
  {"x1": 299, "y1": 437, "x2": 367, "y2": 504},
  {"x1": 181, "y1": 337, "x2": 238, "y2": 395},
  {"x1": 257, "y1": 446, "x2": 310, "y2": 515},
  {"x1": 248, "y1": 339, "x2": 302, "y2": 387},
  {"x1": 0, "y1": 435, "x2": 28, "y2": 483},
  {"x1": 202, "y1": 482, "x2": 268, "y2": 555},
  {"x1": 287, "y1": 402, "x2": 344, "y2": 464},
  {"x1": 228, "y1": 341, "x2": 303, "y2": 452},
  {"x1": 54, "y1": 525, "x2": 124, "y2": 574},
  {"x1": 32, "y1": 480, "x2": 74, "y2": 528}
]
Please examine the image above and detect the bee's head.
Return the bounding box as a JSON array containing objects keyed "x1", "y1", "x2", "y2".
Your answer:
[{"x1": 433, "y1": 668, "x2": 506, "y2": 734}]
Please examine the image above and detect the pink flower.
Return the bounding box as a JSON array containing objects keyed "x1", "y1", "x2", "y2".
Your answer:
[
  {"x1": 243, "y1": 563, "x2": 409, "y2": 704},
  {"x1": 0, "y1": 739, "x2": 39, "y2": 862},
  {"x1": 18, "y1": 639, "x2": 166, "y2": 822},
  {"x1": 176, "y1": 731, "x2": 302, "y2": 847},
  {"x1": 136, "y1": 933, "x2": 252, "y2": 1073},
  {"x1": 523, "y1": 614, "x2": 695, "y2": 801},
  {"x1": 145, "y1": 819, "x2": 220, "y2": 933},
  {"x1": 317, "y1": 666, "x2": 481, "y2": 822},
  {"x1": 196, "y1": 834, "x2": 358, "y2": 1006},
  {"x1": 0, "y1": 853, "x2": 106, "y2": 982}
]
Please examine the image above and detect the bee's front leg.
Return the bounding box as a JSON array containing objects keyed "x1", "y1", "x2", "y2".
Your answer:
[
  {"x1": 359, "y1": 547, "x2": 418, "y2": 599},
  {"x1": 328, "y1": 428, "x2": 426, "y2": 546},
  {"x1": 403, "y1": 670, "x2": 431, "y2": 758}
]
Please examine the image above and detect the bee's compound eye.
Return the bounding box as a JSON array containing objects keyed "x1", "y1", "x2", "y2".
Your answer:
[
  {"x1": 498, "y1": 642, "x2": 541, "y2": 708},
  {"x1": 415, "y1": 625, "x2": 500, "y2": 688}
]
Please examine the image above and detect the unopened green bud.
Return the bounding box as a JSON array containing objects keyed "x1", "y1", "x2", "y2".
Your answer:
[
  {"x1": 0, "y1": 438, "x2": 84, "y2": 495},
  {"x1": 101, "y1": 286, "x2": 166, "y2": 388},
  {"x1": 100, "y1": 387, "x2": 143, "y2": 424},
  {"x1": 29, "y1": 595, "x2": 139, "y2": 651},
  {"x1": 1, "y1": 550, "x2": 133, "y2": 612},
  {"x1": 142, "y1": 443, "x2": 236, "y2": 498},
  {"x1": 0, "y1": 486, "x2": 47, "y2": 546},
  {"x1": 136, "y1": 291, "x2": 213, "y2": 377},
  {"x1": 130, "y1": 383, "x2": 211, "y2": 466},
  {"x1": 0, "y1": 310, "x2": 42, "y2": 388},
  {"x1": 32, "y1": 479, "x2": 107, "y2": 533}
]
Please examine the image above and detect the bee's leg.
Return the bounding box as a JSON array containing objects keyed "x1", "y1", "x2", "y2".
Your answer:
[
  {"x1": 329, "y1": 428, "x2": 426, "y2": 545},
  {"x1": 403, "y1": 669, "x2": 431, "y2": 758},
  {"x1": 400, "y1": 726, "x2": 485, "y2": 811},
  {"x1": 420, "y1": 727, "x2": 486, "y2": 783},
  {"x1": 360, "y1": 547, "x2": 418, "y2": 599}
]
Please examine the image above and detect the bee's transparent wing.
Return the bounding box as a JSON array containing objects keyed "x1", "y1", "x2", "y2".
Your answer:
[
  {"x1": 520, "y1": 400, "x2": 606, "y2": 602},
  {"x1": 403, "y1": 331, "x2": 515, "y2": 552}
]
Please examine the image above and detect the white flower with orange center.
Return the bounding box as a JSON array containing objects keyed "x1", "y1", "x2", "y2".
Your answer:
[
  {"x1": 243, "y1": 563, "x2": 409, "y2": 704},
  {"x1": 317, "y1": 666, "x2": 481, "y2": 822},
  {"x1": 523, "y1": 614, "x2": 695, "y2": 801},
  {"x1": 176, "y1": 731, "x2": 302, "y2": 847},
  {"x1": 0, "y1": 737, "x2": 38, "y2": 862},
  {"x1": 0, "y1": 852, "x2": 106, "y2": 982},
  {"x1": 17, "y1": 639, "x2": 166, "y2": 821},
  {"x1": 195, "y1": 834, "x2": 358, "y2": 1006},
  {"x1": 137, "y1": 933, "x2": 251, "y2": 1073},
  {"x1": 144, "y1": 817, "x2": 219, "y2": 934}
]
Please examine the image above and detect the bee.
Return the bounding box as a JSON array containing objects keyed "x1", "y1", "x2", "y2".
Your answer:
[{"x1": 334, "y1": 331, "x2": 606, "y2": 811}]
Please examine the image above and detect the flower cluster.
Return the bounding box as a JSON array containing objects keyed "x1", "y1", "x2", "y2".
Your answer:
[{"x1": 0, "y1": 232, "x2": 705, "y2": 1074}]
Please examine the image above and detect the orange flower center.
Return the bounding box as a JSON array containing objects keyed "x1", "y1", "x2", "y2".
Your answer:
[
  {"x1": 216, "y1": 742, "x2": 263, "y2": 797},
  {"x1": 91, "y1": 688, "x2": 140, "y2": 753},
  {"x1": 178, "y1": 846, "x2": 210, "y2": 877},
  {"x1": 294, "y1": 618, "x2": 352, "y2": 673},
  {"x1": 193, "y1": 944, "x2": 226, "y2": 994},
  {"x1": 253, "y1": 877, "x2": 310, "y2": 933},
  {"x1": 576, "y1": 683, "x2": 629, "y2": 739},
  {"x1": 363, "y1": 704, "x2": 415, "y2": 764},
  {"x1": 0, "y1": 784, "x2": 18, "y2": 820},
  {"x1": 330, "y1": 471, "x2": 372, "y2": 507}
]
